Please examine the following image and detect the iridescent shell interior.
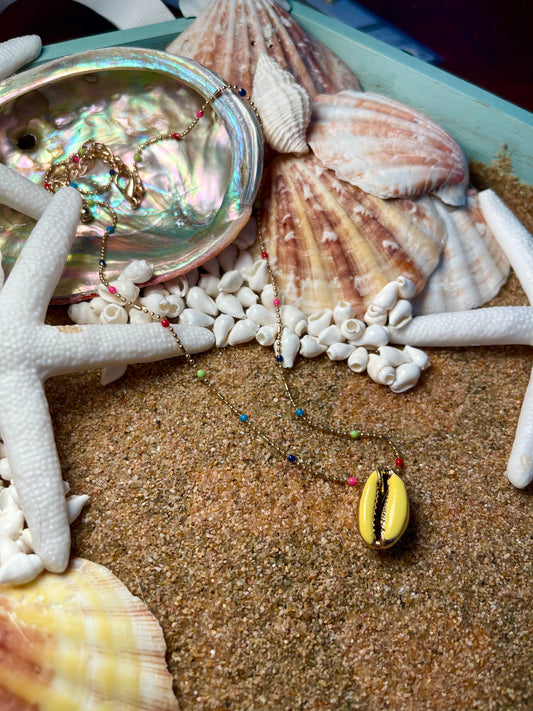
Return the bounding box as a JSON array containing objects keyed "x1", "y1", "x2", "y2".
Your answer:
[{"x1": 0, "y1": 48, "x2": 263, "y2": 302}]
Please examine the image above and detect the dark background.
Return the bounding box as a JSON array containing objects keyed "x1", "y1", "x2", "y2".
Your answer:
[{"x1": 0, "y1": 0, "x2": 532, "y2": 112}]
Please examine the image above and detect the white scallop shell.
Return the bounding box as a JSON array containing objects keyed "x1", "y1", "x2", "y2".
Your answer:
[
  {"x1": 413, "y1": 188, "x2": 511, "y2": 314},
  {"x1": 252, "y1": 53, "x2": 311, "y2": 155}
]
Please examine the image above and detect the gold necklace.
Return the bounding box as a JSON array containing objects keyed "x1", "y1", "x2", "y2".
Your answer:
[{"x1": 44, "y1": 83, "x2": 410, "y2": 550}]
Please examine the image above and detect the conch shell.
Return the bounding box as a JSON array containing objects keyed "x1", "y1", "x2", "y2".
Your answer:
[
  {"x1": 167, "y1": 0, "x2": 361, "y2": 98},
  {"x1": 0, "y1": 558, "x2": 179, "y2": 710},
  {"x1": 258, "y1": 153, "x2": 445, "y2": 316},
  {"x1": 308, "y1": 90, "x2": 469, "y2": 205},
  {"x1": 252, "y1": 53, "x2": 311, "y2": 154}
]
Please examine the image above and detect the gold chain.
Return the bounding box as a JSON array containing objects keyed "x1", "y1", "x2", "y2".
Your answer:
[{"x1": 45, "y1": 83, "x2": 403, "y2": 490}]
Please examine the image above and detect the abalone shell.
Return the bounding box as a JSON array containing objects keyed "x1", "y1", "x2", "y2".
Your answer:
[{"x1": 0, "y1": 48, "x2": 263, "y2": 302}]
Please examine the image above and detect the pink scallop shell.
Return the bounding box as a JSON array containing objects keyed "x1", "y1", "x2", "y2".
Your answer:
[
  {"x1": 259, "y1": 152, "x2": 445, "y2": 317},
  {"x1": 167, "y1": 0, "x2": 361, "y2": 98},
  {"x1": 308, "y1": 90, "x2": 469, "y2": 205}
]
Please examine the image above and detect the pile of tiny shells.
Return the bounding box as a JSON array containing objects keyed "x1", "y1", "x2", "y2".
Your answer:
[
  {"x1": 69, "y1": 226, "x2": 430, "y2": 394},
  {"x1": 0, "y1": 441, "x2": 88, "y2": 585}
]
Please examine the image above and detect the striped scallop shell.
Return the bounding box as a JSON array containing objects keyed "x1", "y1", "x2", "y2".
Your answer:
[
  {"x1": 413, "y1": 187, "x2": 510, "y2": 314},
  {"x1": 259, "y1": 153, "x2": 445, "y2": 316},
  {"x1": 0, "y1": 558, "x2": 179, "y2": 710},
  {"x1": 308, "y1": 90, "x2": 469, "y2": 206},
  {"x1": 167, "y1": 0, "x2": 361, "y2": 98}
]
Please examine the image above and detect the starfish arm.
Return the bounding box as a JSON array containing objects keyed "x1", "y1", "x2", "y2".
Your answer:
[
  {"x1": 0, "y1": 188, "x2": 81, "y2": 322},
  {"x1": 479, "y1": 190, "x2": 533, "y2": 304},
  {"x1": 388, "y1": 306, "x2": 533, "y2": 347},
  {"x1": 0, "y1": 35, "x2": 41, "y2": 80},
  {"x1": 0, "y1": 370, "x2": 70, "y2": 573},
  {"x1": 506, "y1": 362, "x2": 533, "y2": 487},
  {"x1": 0, "y1": 163, "x2": 51, "y2": 219},
  {"x1": 37, "y1": 322, "x2": 215, "y2": 377}
]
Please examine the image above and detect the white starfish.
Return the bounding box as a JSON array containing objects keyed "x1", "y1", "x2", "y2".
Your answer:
[
  {"x1": 0, "y1": 34, "x2": 41, "y2": 81},
  {"x1": 0, "y1": 183, "x2": 214, "y2": 573},
  {"x1": 389, "y1": 189, "x2": 533, "y2": 488}
]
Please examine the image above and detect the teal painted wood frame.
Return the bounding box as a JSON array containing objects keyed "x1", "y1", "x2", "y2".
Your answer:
[{"x1": 31, "y1": 2, "x2": 533, "y2": 185}]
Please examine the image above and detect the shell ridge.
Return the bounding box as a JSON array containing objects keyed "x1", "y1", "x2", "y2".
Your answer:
[
  {"x1": 261, "y1": 153, "x2": 445, "y2": 315},
  {"x1": 308, "y1": 89, "x2": 468, "y2": 203}
]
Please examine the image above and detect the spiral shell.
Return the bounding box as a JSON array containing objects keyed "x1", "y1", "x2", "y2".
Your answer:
[{"x1": 252, "y1": 53, "x2": 311, "y2": 155}]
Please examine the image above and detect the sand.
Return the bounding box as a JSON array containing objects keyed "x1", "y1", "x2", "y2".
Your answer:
[{"x1": 40, "y1": 164, "x2": 533, "y2": 710}]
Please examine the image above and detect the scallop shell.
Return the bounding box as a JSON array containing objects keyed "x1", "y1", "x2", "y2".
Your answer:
[
  {"x1": 308, "y1": 90, "x2": 468, "y2": 205},
  {"x1": 252, "y1": 53, "x2": 311, "y2": 155},
  {"x1": 167, "y1": 0, "x2": 361, "y2": 99},
  {"x1": 0, "y1": 47, "x2": 263, "y2": 303},
  {"x1": 259, "y1": 153, "x2": 445, "y2": 316},
  {"x1": 0, "y1": 557, "x2": 179, "y2": 710},
  {"x1": 413, "y1": 188, "x2": 510, "y2": 314}
]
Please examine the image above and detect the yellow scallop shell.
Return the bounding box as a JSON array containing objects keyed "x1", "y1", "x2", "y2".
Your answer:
[{"x1": 0, "y1": 558, "x2": 179, "y2": 710}]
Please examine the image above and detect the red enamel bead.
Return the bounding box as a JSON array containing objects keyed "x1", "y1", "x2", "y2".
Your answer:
[
  {"x1": 161, "y1": 318, "x2": 170, "y2": 328},
  {"x1": 261, "y1": 251, "x2": 268, "y2": 259},
  {"x1": 395, "y1": 457, "x2": 404, "y2": 468}
]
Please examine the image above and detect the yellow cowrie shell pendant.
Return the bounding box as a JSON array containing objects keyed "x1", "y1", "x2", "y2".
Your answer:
[{"x1": 358, "y1": 467, "x2": 410, "y2": 549}]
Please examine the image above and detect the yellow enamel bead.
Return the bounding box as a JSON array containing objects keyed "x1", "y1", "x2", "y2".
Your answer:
[{"x1": 357, "y1": 468, "x2": 409, "y2": 549}]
